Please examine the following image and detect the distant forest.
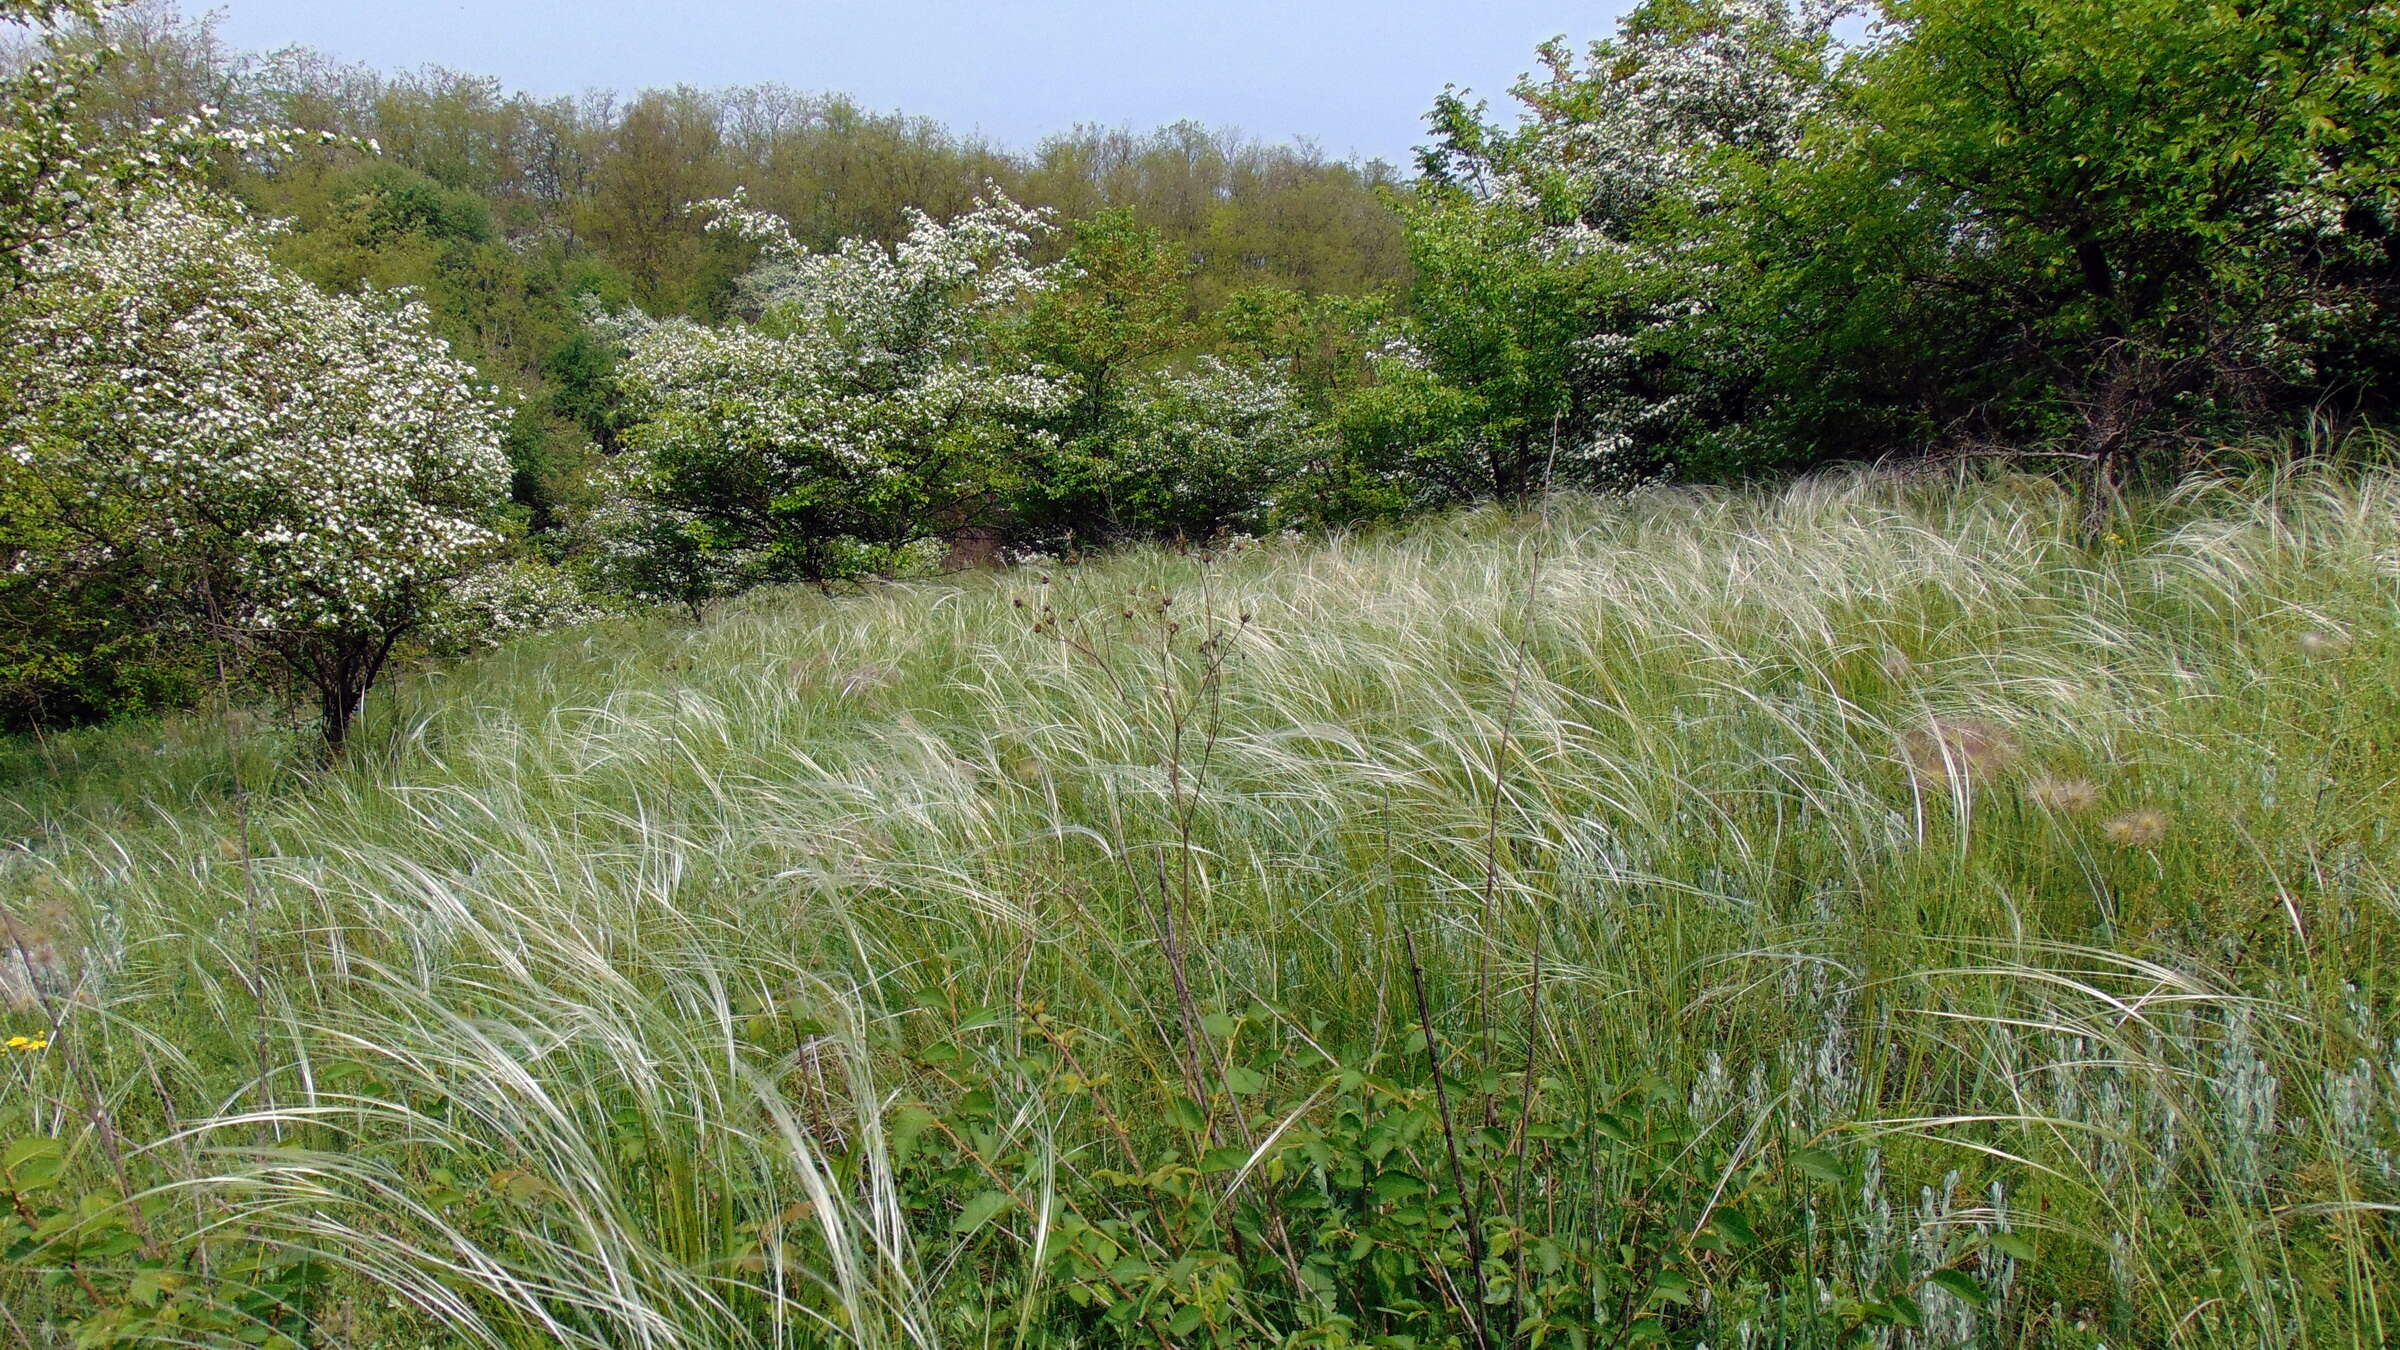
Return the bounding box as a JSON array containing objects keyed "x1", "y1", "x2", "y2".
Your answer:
[{"x1": 16, "y1": 2, "x2": 1408, "y2": 520}]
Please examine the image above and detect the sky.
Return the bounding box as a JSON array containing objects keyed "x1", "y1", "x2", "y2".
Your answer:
[{"x1": 175, "y1": 0, "x2": 1636, "y2": 168}]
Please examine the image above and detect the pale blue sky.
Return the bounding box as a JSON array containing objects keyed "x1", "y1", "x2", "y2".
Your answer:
[{"x1": 178, "y1": 1, "x2": 1634, "y2": 167}]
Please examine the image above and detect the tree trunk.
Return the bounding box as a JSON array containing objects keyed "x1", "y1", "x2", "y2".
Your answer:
[
  {"x1": 318, "y1": 670, "x2": 364, "y2": 759},
  {"x1": 2076, "y1": 350, "x2": 2152, "y2": 540}
]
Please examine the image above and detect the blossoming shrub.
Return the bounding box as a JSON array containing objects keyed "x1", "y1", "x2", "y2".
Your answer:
[
  {"x1": 1401, "y1": 0, "x2": 1844, "y2": 492},
  {"x1": 603, "y1": 189, "x2": 1069, "y2": 588},
  {"x1": 0, "y1": 0, "x2": 290, "y2": 289},
  {"x1": 420, "y1": 558, "x2": 609, "y2": 656},
  {"x1": 1103, "y1": 357, "x2": 1319, "y2": 542},
  {"x1": 1398, "y1": 0, "x2": 2400, "y2": 487},
  {"x1": 0, "y1": 195, "x2": 512, "y2": 747}
]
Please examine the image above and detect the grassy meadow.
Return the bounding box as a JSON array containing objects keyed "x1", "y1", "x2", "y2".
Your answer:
[{"x1": 5, "y1": 462, "x2": 2400, "y2": 1348}]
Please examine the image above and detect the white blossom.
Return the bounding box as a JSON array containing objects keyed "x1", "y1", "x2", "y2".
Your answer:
[
  {"x1": 0, "y1": 193, "x2": 511, "y2": 740},
  {"x1": 600, "y1": 187, "x2": 1069, "y2": 583}
]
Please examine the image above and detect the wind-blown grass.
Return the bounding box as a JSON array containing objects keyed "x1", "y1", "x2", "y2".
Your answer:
[{"x1": 4, "y1": 462, "x2": 2398, "y2": 1347}]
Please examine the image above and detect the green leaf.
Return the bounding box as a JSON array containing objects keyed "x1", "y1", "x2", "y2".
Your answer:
[
  {"x1": 1200, "y1": 1145, "x2": 1250, "y2": 1174},
  {"x1": 1371, "y1": 1172, "x2": 1429, "y2": 1204},
  {"x1": 950, "y1": 1190, "x2": 1011, "y2": 1235},
  {"x1": 1988, "y1": 1231, "x2": 2036, "y2": 1261},
  {"x1": 3, "y1": 1137, "x2": 63, "y2": 1189},
  {"x1": 3, "y1": 1137, "x2": 62, "y2": 1171},
  {"x1": 1647, "y1": 1269, "x2": 1694, "y2": 1307},
  {"x1": 888, "y1": 1103, "x2": 938, "y2": 1165},
  {"x1": 1927, "y1": 1269, "x2": 1988, "y2": 1307},
  {"x1": 1792, "y1": 1148, "x2": 1851, "y2": 1186},
  {"x1": 1708, "y1": 1207, "x2": 1757, "y2": 1248}
]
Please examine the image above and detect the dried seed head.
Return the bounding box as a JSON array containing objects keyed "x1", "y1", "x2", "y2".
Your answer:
[
  {"x1": 2297, "y1": 629, "x2": 2350, "y2": 659},
  {"x1": 2103, "y1": 808, "x2": 2171, "y2": 848},
  {"x1": 838, "y1": 664, "x2": 894, "y2": 698},
  {"x1": 0, "y1": 912, "x2": 67, "y2": 1013},
  {"x1": 1900, "y1": 718, "x2": 2019, "y2": 790},
  {"x1": 2025, "y1": 776, "x2": 2102, "y2": 814}
]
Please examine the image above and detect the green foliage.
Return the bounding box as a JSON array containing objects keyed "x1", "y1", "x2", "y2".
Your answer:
[
  {"x1": 1834, "y1": 0, "x2": 2400, "y2": 453},
  {"x1": 1021, "y1": 208, "x2": 1193, "y2": 424},
  {"x1": 1088, "y1": 358, "x2": 1316, "y2": 542},
  {"x1": 1392, "y1": 189, "x2": 1614, "y2": 499},
  {"x1": 1391, "y1": 0, "x2": 2400, "y2": 488},
  {"x1": 1319, "y1": 363, "x2": 1488, "y2": 523},
  {"x1": 544, "y1": 325, "x2": 629, "y2": 452},
  {"x1": 0, "y1": 426, "x2": 203, "y2": 726},
  {"x1": 1009, "y1": 209, "x2": 1199, "y2": 543},
  {"x1": 894, "y1": 1005, "x2": 1980, "y2": 1350},
  {"x1": 1214, "y1": 286, "x2": 1389, "y2": 416},
  {"x1": 2, "y1": 1136, "x2": 325, "y2": 1348}
]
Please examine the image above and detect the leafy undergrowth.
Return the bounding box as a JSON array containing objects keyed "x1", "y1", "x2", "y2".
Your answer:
[{"x1": 5, "y1": 463, "x2": 2400, "y2": 1347}]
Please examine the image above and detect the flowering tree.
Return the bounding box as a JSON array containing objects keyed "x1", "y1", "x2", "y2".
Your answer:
[
  {"x1": 1095, "y1": 358, "x2": 1316, "y2": 542},
  {"x1": 0, "y1": 195, "x2": 511, "y2": 748},
  {"x1": 1404, "y1": 0, "x2": 1852, "y2": 489},
  {"x1": 0, "y1": 0, "x2": 304, "y2": 289},
  {"x1": 602, "y1": 189, "x2": 1068, "y2": 588},
  {"x1": 1400, "y1": 0, "x2": 2400, "y2": 489}
]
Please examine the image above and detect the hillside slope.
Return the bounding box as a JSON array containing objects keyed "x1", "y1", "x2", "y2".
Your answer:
[{"x1": 6, "y1": 466, "x2": 2400, "y2": 1347}]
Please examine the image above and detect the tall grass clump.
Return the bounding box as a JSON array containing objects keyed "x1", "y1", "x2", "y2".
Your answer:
[{"x1": 4, "y1": 459, "x2": 2399, "y2": 1347}]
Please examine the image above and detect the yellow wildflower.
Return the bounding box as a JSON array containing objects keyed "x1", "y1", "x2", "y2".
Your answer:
[{"x1": 6, "y1": 1034, "x2": 50, "y2": 1052}]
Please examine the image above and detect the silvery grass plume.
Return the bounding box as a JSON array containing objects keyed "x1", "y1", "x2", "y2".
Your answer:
[{"x1": 4, "y1": 454, "x2": 2399, "y2": 1346}]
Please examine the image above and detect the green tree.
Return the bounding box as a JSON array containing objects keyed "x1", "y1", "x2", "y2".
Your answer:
[
  {"x1": 1395, "y1": 188, "x2": 1612, "y2": 499},
  {"x1": 583, "y1": 88, "x2": 735, "y2": 311},
  {"x1": 1021, "y1": 208, "x2": 1192, "y2": 431},
  {"x1": 1837, "y1": 0, "x2": 2400, "y2": 488},
  {"x1": 0, "y1": 197, "x2": 512, "y2": 749},
  {"x1": 1009, "y1": 208, "x2": 1194, "y2": 542},
  {"x1": 603, "y1": 191, "x2": 1067, "y2": 589}
]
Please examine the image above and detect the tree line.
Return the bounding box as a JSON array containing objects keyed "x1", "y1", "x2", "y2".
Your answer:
[
  {"x1": 0, "y1": 1, "x2": 1408, "y2": 733},
  {"x1": 3, "y1": 0, "x2": 2396, "y2": 746}
]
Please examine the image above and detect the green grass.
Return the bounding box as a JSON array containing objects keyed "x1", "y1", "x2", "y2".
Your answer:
[{"x1": 5, "y1": 462, "x2": 2400, "y2": 1347}]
